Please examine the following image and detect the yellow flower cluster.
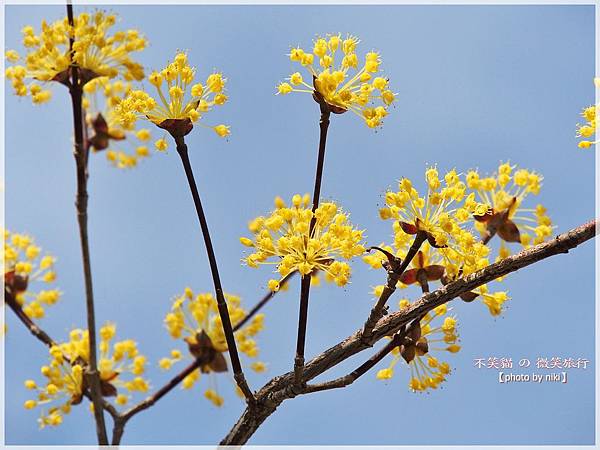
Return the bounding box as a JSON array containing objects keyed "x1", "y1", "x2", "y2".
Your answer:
[
  {"x1": 3, "y1": 230, "x2": 60, "y2": 319},
  {"x1": 5, "y1": 11, "x2": 146, "y2": 104},
  {"x1": 365, "y1": 240, "x2": 507, "y2": 316},
  {"x1": 161, "y1": 288, "x2": 265, "y2": 406},
  {"x1": 241, "y1": 194, "x2": 366, "y2": 289},
  {"x1": 24, "y1": 325, "x2": 149, "y2": 427},
  {"x1": 378, "y1": 167, "x2": 490, "y2": 268},
  {"x1": 470, "y1": 285, "x2": 510, "y2": 317},
  {"x1": 114, "y1": 52, "x2": 230, "y2": 141},
  {"x1": 467, "y1": 162, "x2": 553, "y2": 248},
  {"x1": 277, "y1": 33, "x2": 396, "y2": 127},
  {"x1": 83, "y1": 77, "x2": 153, "y2": 169},
  {"x1": 376, "y1": 301, "x2": 460, "y2": 392},
  {"x1": 576, "y1": 78, "x2": 599, "y2": 149}
]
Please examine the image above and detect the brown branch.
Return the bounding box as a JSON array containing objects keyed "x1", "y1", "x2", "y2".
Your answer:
[
  {"x1": 220, "y1": 219, "x2": 597, "y2": 445},
  {"x1": 174, "y1": 135, "x2": 254, "y2": 404},
  {"x1": 294, "y1": 108, "x2": 331, "y2": 385},
  {"x1": 110, "y1": 360, "x2": 201, "y2": 445},
  {"x1": 65, "y1": 2, "x2": 108, "y2": 444},
  {"x1": 5, "y1": 294, "x2": 56, "y2": 347},
  {"x1": 362, "y1": 232, "x2": 427, "y2": 340}
]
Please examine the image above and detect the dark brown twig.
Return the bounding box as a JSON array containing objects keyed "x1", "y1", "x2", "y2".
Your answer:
[
  {"x1": 111, "y1": 359, "x2": 202, "y2": 445},
  {"x1": 174, "y1": 135, "x2": 254, "y2": 404},
  {"x1": 233, "y1": 271, "x2": 297, "y2": 332},
  {"x1": 5, "y1": 293, "x2": 55, "y2": 348},
  {"x1": 294, "y1": 108, "x2": 331, "y2": 386},
  {"x1": 362, "y1": 232, "x2": 427, "y2": 340},
  {"x1": 65, "y1": 2, "x2": 108, "y2": 444}
]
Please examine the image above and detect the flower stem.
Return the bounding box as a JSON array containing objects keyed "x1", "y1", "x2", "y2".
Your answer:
[
  {"x1": 174, "y1": 136, "x2": 254, "y2": 404},
  {"x1": 362, "y1": 232, "x2": 427, "y2": 340},
  {"x1": 66, "y1": 3, "x2": 108, "y2": 445},
  {"x1": 294, "y1": 109, "x2": 331, "y2": 386}
]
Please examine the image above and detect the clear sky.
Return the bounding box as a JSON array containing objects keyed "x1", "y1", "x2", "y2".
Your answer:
[{"x1": 4, "y1": 4, "x2": 596, "y2": 446}]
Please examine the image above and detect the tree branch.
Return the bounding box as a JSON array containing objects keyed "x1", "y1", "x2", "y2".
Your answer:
[
  {"x1": 294, "y1": 108, "x2": 331, "y2": 385},
  {"x1": 174, "y1": 135, "x2": 254, "y2": 404},
  {"x1": 220, "y1": 219, "x2": 597, "y2": 445},
  {"x1": 362, "y1": 232, "x2": 426, "y2": 340},
  {"x1": 65, "y1": 2, "x2": 108, "y2": 444}
]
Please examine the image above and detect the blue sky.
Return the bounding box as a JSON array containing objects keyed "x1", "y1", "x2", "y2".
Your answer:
[{"x1": 4, "y1": 4, "x2": 596, "y2": 446}]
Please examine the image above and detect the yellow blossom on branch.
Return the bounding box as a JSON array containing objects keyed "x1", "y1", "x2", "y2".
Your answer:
[
  {"x1": 83, "y1": 77, "x2": 153, "y2": 169},
  {"x1": 241, "y1": 194, "x2": 366, "y2": 288},
  {"x1": 576, "y1": 78, "x2": 599, "y2": 149},
  {"x1": 376, "y1": 302, "x2": 460, "y2": 392},
  {"x1": 467, "y1": 162, "x2": 553, "y2": 247},
  {"x1": 114, "y1": 52, "x2": 230, "y2": 141},
  {"x1": 277, "y1": 33, "x2": 397, "y2": 127},
  {"x1": 3, "y1": 230, "x2": 61, "y2": 320},
  {"x1": 23, "y1": 325, "x2": 149, "y2": 427},
  {"x1": 161, "y1": 288, "x2": 265, "y2": 407},
  {"x1": 5, "y1": 11, "x2": 146, "y2": 103},
  {"x1": 378, "y1": 167, "x2": 489, "y2": 267}
]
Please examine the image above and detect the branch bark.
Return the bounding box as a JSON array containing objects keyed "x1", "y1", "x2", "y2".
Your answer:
[
  {"x1": 174, "y1": 135, "x2": 254, "y2": 404},
  {"x1": 65, "y1": 2, "x2": 108, "y2": 444},
  {"x1": 294, "y1": 108, "x2": 331, "y2": 385},
  {"x1": 220, "y1": 219, "x2": 597, "y2": 445}
]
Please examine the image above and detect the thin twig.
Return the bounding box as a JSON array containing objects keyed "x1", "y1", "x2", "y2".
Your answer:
[
  {"x1": 5, "y1": 293, "x2": 56, "y2": 347},
  {"x1": 304, "y1": 276, "x2": 431, "y2": 395},
  {"x1": 220, "y1": 219, "x2": 597, "y2": 445},
  {"x1": 362, "y1": 232, "x2": 427, "y2": 340},
  {"x1": 294, "y1": 108, "x2": 331, "y2": 386},
  {"x1": 66, "y1": 2, "x2": 108, "y2": 444},
  {"x1": 303, "y1": 325, "x2": 408, "y2": 394},
  {"x1": 174, "y1": 135, "x2": 254, "y2": 404},
  {"x1": 233, "y1": 271, "x2": 297, "y2": 332},
  {"x1": 111, "y1": 360, "x2": 202, "y2": 445}
]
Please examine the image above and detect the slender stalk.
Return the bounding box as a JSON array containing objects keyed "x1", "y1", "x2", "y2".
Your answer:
[
  {"x1": 65, "y1": 3, "x2": 108, "y2": 444},
  {"x1": 306, "y1": 275, "x2": 431, "y2": 394},
  {"x1": 294, "y1": 108, "x2": 331, "y2": 385},
  {"x1": 111, "y1": 360, "x2": 202, "y2": 445},
  {"x1": 174, "y1": 136, "x2": 254, "y2": 403},
  {"x1": 304, "y1": 327, "x2": 407, "y2": 394},
  {"x1": 233, "y1": 271, "x2": 296, "y2": 332},
  {"x1": 5, "y1": 293, "x2": 55, "y2": 347},
  {"x1": 362, "y1": 232, "x2": 427, "y2": 340}
]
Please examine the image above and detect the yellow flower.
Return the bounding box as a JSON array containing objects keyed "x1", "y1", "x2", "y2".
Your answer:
[
  {"x1": 83, "y1": 77, "x2": 153, "y2": 169},
  {"x1": 24, "y1": 325, "x2": 149, "y2": 427},
  {"x1": 161, "y1": 288, "x2": 265, "y2": 406},
  {"x1": 241, "y1": 194, "x2": 366, "y2": 287},
  {"x1": 115, "y1": 52, "x2": 229, "y2": 139},
  {"x1": 277, "y1": 33, "x2": 396, "y2": 127},
  {"x1": 5, "y1": 11, "x2": 146, "y2": 104},
  {"x1": 576, "y1": 78, "x2": 599, "y2": 149},
  {"x1": 3, "y1": 230, "x2": 61, "y2": 320},
  {"x1": 376, "y1": 303, "x2": 460, "y2": 392},
  {"x1": 470, "y1": 285, "x2": 510, "y2": 316},
  {"x1": 467, "y1": 162, "x2": 553, "y2": 247},
  {"x1": 377, "y1": 167, "x2": 489, "y2": 271}
]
